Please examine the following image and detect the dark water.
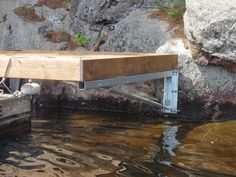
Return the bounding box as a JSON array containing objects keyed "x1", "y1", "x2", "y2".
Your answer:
[{"x1": 0, "y1": 112, "x2": 236, "y2": 177}]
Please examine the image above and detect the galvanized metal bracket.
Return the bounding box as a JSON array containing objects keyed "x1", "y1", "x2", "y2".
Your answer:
[
  {"x1": 162, "y1": 70, "x2": 179, "y2": 114},
  {"x1": 78, "y1": 70, "x2": 179, "y2": 114},
  {"x1": 78, "y1": 71, "x2": 174, "y2": 90}
]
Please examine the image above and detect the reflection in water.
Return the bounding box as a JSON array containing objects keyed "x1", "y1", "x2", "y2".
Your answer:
[
  {"x1": 162, "y1": 126, "x2": 180, "y2": 156},
  {"x1": 0, "y1": 112, "x2": 235, "y2": 177}
]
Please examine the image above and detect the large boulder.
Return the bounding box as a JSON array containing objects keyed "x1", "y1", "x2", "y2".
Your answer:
[
  {"x1": 157, "y1": 38, "x2": 236, "y2": 118},
  {"x1": 101, "y1": 9, "x2": 171, "y2": 52},
  {"x1": 77, "y1": 0, "x2": 144, "y2": 24},
  {"x1": 77, "y1": 0, "x2": 181, "y2": 24},
  {"x1": 184, "y1": 0, "x2": 236, "y2": 63}
]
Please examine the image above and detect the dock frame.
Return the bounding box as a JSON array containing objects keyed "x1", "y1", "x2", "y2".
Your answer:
[
  {"x1": 78, "y1": 70, "x2": 179, "y2": 114},
  {"x1": 0, "y1": 51, "x2": 179, "y2": 114}
]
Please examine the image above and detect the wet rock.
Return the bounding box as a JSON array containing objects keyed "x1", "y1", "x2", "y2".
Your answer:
[
  {"x1": 101, "y1": 9, "x2": 171, "y2": 52},
  {"x1": 184, "y1": 0, "x2": 236, "y2": 63},
  {"x1": 37, "y1": 81, "x2": 160, "y2": 115},
  {"x1": 173, "y1": 120, "x2": 236, "y2": 176}
]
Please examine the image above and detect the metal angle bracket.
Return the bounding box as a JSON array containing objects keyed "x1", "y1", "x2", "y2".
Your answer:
[
  {"x1": 78, "y1": 70, "x2": 179, "y2": 114},
  {"x1": 78, "y1": 71, "x2": 174, "y2": 90}
]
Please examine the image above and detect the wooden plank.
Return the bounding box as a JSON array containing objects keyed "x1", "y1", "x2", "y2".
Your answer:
[
  {"x1": 0, "y1": 95, "x2": 31, "y2": 119},
  {"x1": 0, "y1": 55, "x2": 81, "y2": 81},
  {"x1": 82, "y1": 54, "x2": 178, "y2": 81},
  {"x1": 0, "y1": 50, "x2": 150, "y2": 82}
]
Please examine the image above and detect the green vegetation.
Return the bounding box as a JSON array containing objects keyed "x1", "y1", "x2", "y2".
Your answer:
[
  {"x1": 75, "y1": 33, "x2": 89, "y2": 47},
  {"x1": 167, "y1": 8, "x2": 184, "y2": 18},
  {"x1": 157, "y1": 0, "x2": 185, "y2": 18}
]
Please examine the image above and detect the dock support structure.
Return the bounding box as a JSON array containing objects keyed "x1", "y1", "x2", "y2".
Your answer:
[
  {"x1": 162, "y1": 70, "x2": 179, "y2": 114},
  {"x1": 78, "y1": 70, "x2": 179, "y2": 114}
]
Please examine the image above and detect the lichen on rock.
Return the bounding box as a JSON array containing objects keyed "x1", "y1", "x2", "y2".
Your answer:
[
  {"x1": 37, "y1": 0, "x2": 69, "y2": 9},
  {"x1": 44, "y1": 30, "x2": 71, "y2": 43},
  {"x1": 184, "y1": 0, "x2": 236, "y2": 63},
  {"x1": 14, "y1": 7, "x2": 45, "y2": 22}
]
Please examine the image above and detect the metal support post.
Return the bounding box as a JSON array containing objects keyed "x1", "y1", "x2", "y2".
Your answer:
[
  {"x1": 163, "y1": 70, "x2": 179, "y2": 114},
  {"x1": 9, "y1": 79, "x2": 20, "y2": 92}
]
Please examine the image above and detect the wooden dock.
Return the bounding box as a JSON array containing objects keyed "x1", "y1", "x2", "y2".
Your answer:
[
  {"x1": 0, "y1": 50, "x2": 179, "y2": 114},
  {"x1": 0, "y1": 51, "x2": 178, "y2": 81},
  {"x1": 0, "y1": 50, "x2": 179, "y2": 135},
  {"x1": 0, "y1": 94, "x2": 31, "y2": 136}
]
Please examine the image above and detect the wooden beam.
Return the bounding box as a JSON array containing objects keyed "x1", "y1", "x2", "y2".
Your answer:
[
  {"x1": 82, "y1": 54, "x2": 178, "y2": 81},
  {"x1": 0, "y1": 51, "x2": 178, "y2": 81},
  {"x1": 0, "y1": 55, "x2": 81, "y2": 81}
]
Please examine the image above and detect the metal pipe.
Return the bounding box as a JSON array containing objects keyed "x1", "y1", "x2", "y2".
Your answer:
[{"x1": 109, "y1": 88, "x2": 163, "y2": 108}]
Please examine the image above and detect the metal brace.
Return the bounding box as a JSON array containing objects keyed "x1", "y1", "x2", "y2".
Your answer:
[
  {"x1": 0, "y1": 58, "x2": 13, "y2": 94},
  {"x1": 78, "y1": 70, "x2": 179, "y2": 114}
]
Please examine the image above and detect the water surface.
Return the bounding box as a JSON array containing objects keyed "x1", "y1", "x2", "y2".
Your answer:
[{"x1": 0, "y1": 112, "x2": 235, "y2": 177}]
